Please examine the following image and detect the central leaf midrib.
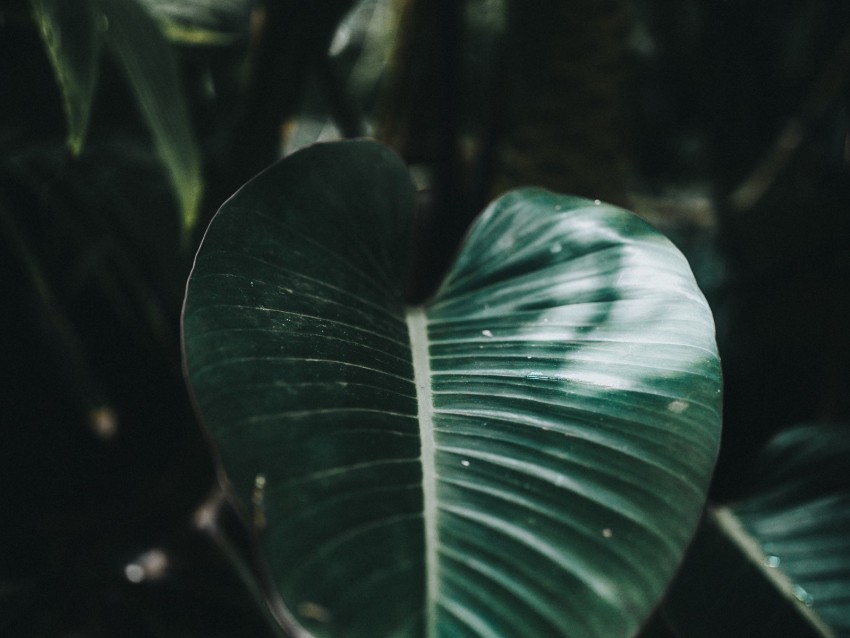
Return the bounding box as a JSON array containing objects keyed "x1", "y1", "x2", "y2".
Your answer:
[{"x1": 406, "y1": 306, "x2": 439, "y2": 638}]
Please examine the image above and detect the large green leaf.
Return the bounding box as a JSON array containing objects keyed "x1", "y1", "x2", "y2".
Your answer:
[{"x1": 183, "y1": 140, "x2": 722, "y2": 637}]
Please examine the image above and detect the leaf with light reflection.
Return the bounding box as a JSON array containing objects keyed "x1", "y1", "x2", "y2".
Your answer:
[{"x1": 183, "y1": 140, "x2": 722, "y2": 637}]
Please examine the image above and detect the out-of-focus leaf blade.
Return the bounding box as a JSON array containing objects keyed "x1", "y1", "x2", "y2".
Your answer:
[
  {"x1": 183, "y1": 140, "x2": 722, "y2": 637},
  {"x1": 663, "y1": 424, "x2": 850, "y2": 638},
  {"x1": 30, "y1": 0, "x2": 101, "y2": 154},
  {"x1": 662, "y1": 508, "x2": 831, "y2": 638},
  {"x1": 135, "y1": 0, "x2": 252, "y2": 45},
  {"x1": 732, "y1": 424, "x2": 850, "y2": 636},
  {"x1": 95, "y1": 0, "x2": 203, "y2": 234}
]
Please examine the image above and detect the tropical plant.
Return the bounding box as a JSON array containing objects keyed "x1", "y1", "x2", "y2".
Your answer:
[
  {"x1": 2, "y1": 0, "x2": 849, "y2": 636},
  {"x1": 181, "y1": 139, "x2": 722, "y2": 636}
]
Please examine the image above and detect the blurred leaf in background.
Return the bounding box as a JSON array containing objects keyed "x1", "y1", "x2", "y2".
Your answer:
[
  {"x1": 30, "y1": 0, "x2": 101, "y2": 154},
  {"x1": 32, "y1": 0, "x2": 206, "y2": 235},
  {"x1": 660, "y1": 424, "x2": 850, "y2": 637}
]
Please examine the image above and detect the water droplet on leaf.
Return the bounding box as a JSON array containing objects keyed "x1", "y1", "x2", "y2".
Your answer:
[{"x1": 793, "y1": 585, "x2": 814, "y2": 607}]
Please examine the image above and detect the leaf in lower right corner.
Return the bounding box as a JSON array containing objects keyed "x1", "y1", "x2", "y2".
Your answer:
[{"x1": 732, "y1": 424, "x2": 850, "y2": 635}]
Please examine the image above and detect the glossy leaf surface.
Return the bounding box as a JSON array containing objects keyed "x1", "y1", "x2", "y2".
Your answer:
[{"x1": 183, "y1": 140, "x2": 722, "y2": 637}]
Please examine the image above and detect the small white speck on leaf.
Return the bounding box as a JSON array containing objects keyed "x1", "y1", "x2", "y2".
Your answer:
[
  {"x1": 668, "y1": 400, "x2": 689, "y2": 414},
  {"x1": 481, "y1": 329, "x2": 493, "y2": 337}
]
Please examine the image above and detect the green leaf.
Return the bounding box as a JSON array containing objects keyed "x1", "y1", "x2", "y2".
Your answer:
[
  {"x1": 663, "y1": 425, "x2": 850, "y2": 638},
  {"x1": 183, "y1": 140, "x2": 722, "y2": 637},
  {"x1": 30, "y1": 0, "x2": 101, "y2": 155},
  {"x1": 661, "y1": 509, "x2": 832, "y2": 638},
  {"x1": 732, "y1": 424, "x2": 850, "y2": 635},
  {"x1": 94, "y1": 0, "x2": 203, "y2": 235},
  {"x1": 135, "y1": 0, "x2": 252, "y2": 45}
]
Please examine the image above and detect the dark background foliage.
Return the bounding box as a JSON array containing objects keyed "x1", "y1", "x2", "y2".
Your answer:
[{"x1": 2, "y1": 0, "x2": 849, "y2": 635}]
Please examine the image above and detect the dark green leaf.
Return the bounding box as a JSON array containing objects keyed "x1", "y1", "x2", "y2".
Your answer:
[
  {"x1": 30, "y1": 0, "x2": 101, "y2": 154},
  {"x1": 94, "y1": 0, "x2": 203, "y2": 235},
  {"x1": 183, "y1": 140, "x2": 722, "y2": 637},
  {"x1": 663, "y1": 424, "x2": 850, "y2": 638},
  {"x1": 661, "y1": 509, "x2": 830, "y2": 638},
  {"x1": 732, "y1": 424, "x2": 850, "y2": 636}
]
